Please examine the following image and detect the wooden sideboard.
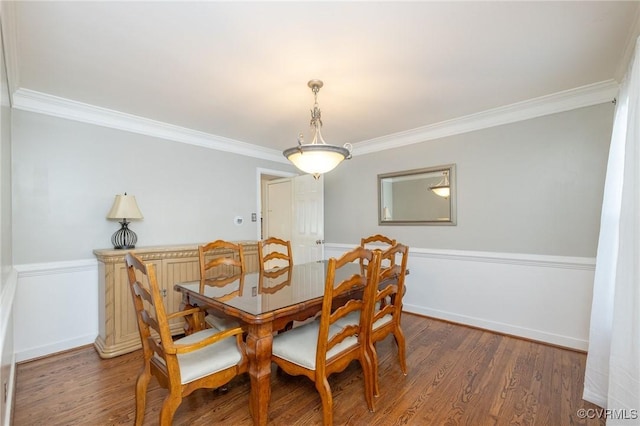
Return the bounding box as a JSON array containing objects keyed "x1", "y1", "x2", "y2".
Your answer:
[{"x1": 93, "y1": 241, "x2": 259, "y2": 358}]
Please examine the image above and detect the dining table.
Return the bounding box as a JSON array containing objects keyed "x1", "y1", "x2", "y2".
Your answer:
[{"x1": 174, "y1": 260, "x2": 400, "y2": 426}]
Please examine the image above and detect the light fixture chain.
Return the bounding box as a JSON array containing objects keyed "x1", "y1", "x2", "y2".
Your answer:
[{"x1": 310, "y1": 83, "x2": 324, "y2": 143}]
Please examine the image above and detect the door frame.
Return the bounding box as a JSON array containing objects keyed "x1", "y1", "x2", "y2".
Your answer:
[{"x1": 255, "y1": 168, "x2": 297, "y2": 241}]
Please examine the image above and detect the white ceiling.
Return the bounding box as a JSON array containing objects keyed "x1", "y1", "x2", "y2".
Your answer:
[{"x1": 4, "y1": 1, "x2": 640, "y2": 156}]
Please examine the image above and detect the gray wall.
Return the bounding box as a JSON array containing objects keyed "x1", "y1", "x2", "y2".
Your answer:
[
  {"x1": 11, "y1": 102, "x2": 615, "y2": 263},
  {"x1": 325, "y1": 103, "x2": 614, "y2": 257},
  {"x1": 12, "y1": 110, "x2": 294, "y2": 264}
]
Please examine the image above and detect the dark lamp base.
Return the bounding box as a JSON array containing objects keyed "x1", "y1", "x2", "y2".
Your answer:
[{"x1": 111, "y1": 220, "x2": 138, "y2": 250}]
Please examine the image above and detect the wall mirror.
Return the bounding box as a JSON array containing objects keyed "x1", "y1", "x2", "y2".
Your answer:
[{"x1": 378, "y1": 164, "x2": 456, "y2": 225}]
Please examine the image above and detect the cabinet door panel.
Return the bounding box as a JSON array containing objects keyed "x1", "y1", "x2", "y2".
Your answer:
[
  {"x1": 114, "y1": 260, "x2": 162, "y2": 346},
  {"x1": 162, "y1": 257, "x2": 200, "y2": 329}
]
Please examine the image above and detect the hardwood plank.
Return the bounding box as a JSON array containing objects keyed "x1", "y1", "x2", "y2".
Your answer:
[{"x1": 13, "y1": 314, "x2": 603, "y2": 425}]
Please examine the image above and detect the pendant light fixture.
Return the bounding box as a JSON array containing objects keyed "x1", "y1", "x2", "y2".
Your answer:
[
  {"x1": 429, "y1": 170, "x2": 450, "y2": 198},
  {"x1": 283, "y1": 80, "x2": 352, "y2": 179}
]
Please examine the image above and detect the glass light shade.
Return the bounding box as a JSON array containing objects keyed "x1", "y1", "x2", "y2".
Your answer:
[
  {"x1": 106, "y1": 194, "x2": 144, "y2": 220},
  {"x1": 283, "y1": 144, "x2": 349, "y2": 175},
  {"x1": 430, "y1": 186, "x2": 450, "y2": 198}
]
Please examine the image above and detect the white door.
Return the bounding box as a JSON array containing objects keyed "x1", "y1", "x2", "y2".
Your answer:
[
  {"x1": 291, "y1": 174, "x2": 324, "y2": 263},
  {"x1": 265, "y1": 179, "x2": 292, "y2": 241}
]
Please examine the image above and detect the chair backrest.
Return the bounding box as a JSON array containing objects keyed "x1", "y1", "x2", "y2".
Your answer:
[
  {"x1": 199, "y1": 240, "x2": 245, "y2": 292},
  {"x1": 316, "y1": 247, "x2": 381, "y2": 375},
  {"x1": 360, "y1": 234, "x2": 396, "y2": 250},
  {"x1": 125, "y1": 253, "x2": 176, "y2": 371},
  {"x1": 360, "y1": 234, "x2": 396, "y2": 268},
  {"x1": 258, "y1": 237, "x2": 293, "y2": 270},
  {"x1": 375, "y1": 243, "x2": 409, "y2": 327}
]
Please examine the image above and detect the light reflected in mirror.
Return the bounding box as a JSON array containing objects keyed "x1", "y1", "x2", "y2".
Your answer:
[{"x1": 378, "y1": 164, "x2": 456, "y2": 225}]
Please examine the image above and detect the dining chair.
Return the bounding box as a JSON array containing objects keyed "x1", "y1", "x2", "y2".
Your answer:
[
  {"x1": 258, "y1": 237, "x2": 293, "y2": 270},
  {"x1": 360, "y1": 234, "x2": 396, "y2": 268},
  {"x1": 270, "y1": 247, "x2": 382, "y2": 424},
  {"x1": 361, "y1": 234, "x2": 396, "y2": 250},
  {"x1": 124, "y1": 253, "x2": 248, "y2": 426},
  {"x1": 199, "y1": 240, "x2": 245, "y2": 331},
  {"x1": 334, "y1": 242, "x2": 409, "y2": 398},
  {"x1": 369, "y1": 243, "x2": 409, "y2": 396}
]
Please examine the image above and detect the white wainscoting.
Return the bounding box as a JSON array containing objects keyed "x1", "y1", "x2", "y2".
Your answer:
[
  {"x1": 325, "y1": 244, "x2": 596, "y2": 351},
  {"x1": 12, "y1": 246, "x2": 596, "y2": 363},
  {"x1": 14, "y1": 259, "x2": 98, "y2": 362}
]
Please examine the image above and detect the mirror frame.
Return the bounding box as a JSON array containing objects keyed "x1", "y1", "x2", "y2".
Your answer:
[{"x1": 378, "y1": 164, "x2": 457, "y2": 226}]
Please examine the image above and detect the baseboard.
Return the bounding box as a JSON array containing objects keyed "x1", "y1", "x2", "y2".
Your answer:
[
  {"x1": 14, "y1": 333, "x2": 98, "y2": 363},
  {"x1": 405, "y1": 304, "x2": 589, "y2": 351}
]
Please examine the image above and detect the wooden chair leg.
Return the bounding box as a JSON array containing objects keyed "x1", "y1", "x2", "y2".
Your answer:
[
  {"x1": 134, "y1": 369, "x2": 151, "y2": 426},
  {"x1": 394, "y1": 327, "x2": 408, "y2": 375},
  {"x1": 361, "y1": 351, "x2": 376, "y2": 412},
  {"x1": 159, "y1": 394, "x2": 182, "y2": 426},
  {"x1": 370, "y1": 343, "x2": 381, "y2": 398},
  {"x1": 316, "y1": 377, "x2": 333, "y2": 426}
]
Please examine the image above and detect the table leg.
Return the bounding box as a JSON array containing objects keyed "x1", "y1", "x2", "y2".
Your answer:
[{"x1": 245, "y1": 322, "x2": 273, "y2": 426}]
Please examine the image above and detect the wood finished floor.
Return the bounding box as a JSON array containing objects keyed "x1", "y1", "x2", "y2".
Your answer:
[{"x1": 13, "y1": 314, "x2": 604, "y2": 425}]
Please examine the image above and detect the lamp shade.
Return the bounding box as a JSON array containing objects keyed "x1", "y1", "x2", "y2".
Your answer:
[
  {"x1": 430, "y1": 186, "x2": 450, "y2": 198},
  {"x1": 429, "y1": 171, "x2": 450, "y2": 198},
  {"x1": 106, "y1": 194, "x2": 143, "y2": 220},
  {"x1": 283, "y1": 144, "x2": 349, "y2": 176}
]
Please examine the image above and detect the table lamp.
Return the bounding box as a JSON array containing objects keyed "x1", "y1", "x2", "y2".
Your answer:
[{"x1": 106, "y1": 193, "x2": 143, "y2": 249}]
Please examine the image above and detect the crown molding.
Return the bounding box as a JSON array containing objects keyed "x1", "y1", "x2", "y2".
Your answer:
[
  {"x1": 12, "y1": 88, "x2": 288, "y2": 163},
  {"x1": 12, "y1": 79, "x2": 618, "y2": 160},
  {"x1": 352, "y1": 79, "x2": 619, "y2": 155}
]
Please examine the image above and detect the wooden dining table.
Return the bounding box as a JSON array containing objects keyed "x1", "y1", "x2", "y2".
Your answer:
[{"x1": 174, "y1": 260, "x2": 391, "y2": 426}]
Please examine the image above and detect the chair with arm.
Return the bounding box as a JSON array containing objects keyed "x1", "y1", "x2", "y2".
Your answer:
[
  {"x1": 270, "y1": 247, "x2": 382, "y2": 424},
  {"x1": 258, "y1": 237, "x2": 293, "y2": 270},
  {"x1": 125, "y1": 253, "x2": 248, "y2": 426},
  {"x1": 199, "y1": 240, "x2": 245, "y2": 330}
]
